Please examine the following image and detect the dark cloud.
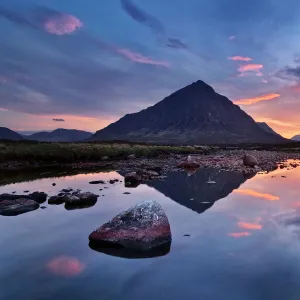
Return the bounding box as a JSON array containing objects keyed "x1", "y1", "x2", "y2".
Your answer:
[
  {"x1": 0, "y1": 7, "x2": 37, "y2": 29},
  {"x1": 120, "y1": 0, "x2": 187, "y2": 50},
  {"x1": 53, "y1": 118, "x2": 65, "y2": 122},
  {"x1": 166, "y1": 38, "x2": 188, "y2": 49}
]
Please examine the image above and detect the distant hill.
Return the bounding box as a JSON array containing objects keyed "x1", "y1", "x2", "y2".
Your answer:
[
  {"x1": 89, "y1": 80, "x2": 286, "y2": 144},
  {"x1": 291, "y1": 135, "x2": 300, "y2": 141},
  {"x1": 0, "y1": 127, "x2": 23, "y2": 141},
  {"x1": 26, "y1": 129, "x2": 93, "y2": 142},
  {"x1": 256, "y1": 122, "x2": 283, "y2": 137}
]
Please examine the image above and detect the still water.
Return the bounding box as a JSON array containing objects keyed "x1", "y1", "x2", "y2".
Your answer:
[{"x1": 1, "y1": 164, "x2": 300, "y2": 300}]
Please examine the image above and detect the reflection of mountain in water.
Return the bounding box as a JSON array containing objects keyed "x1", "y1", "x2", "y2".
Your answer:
[{"x1": 147, "y1": 168, "x2": 253, "y2": 214}]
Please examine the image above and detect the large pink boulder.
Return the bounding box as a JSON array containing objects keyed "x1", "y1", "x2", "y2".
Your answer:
[{"x1": 89, "y1": 200, "x2": 171, "y2": 251}]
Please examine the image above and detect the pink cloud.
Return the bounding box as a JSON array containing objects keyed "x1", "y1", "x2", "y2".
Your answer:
[
  {"x1": 238, "y1": 63, "x2": 264, "y2": 77},
  {"x1": 116, "y1": 48, "x2": 170, "y2": 67},
  {"x1": 229, "y1": 35, "x2": 236, "y2": 40},
  {"x1": 233, "y1": 93, "x2": 281, "y2": 106},
  {"x1": 229, "y1": 232, "x2": 252, "y2": 238},
  {"x1": 228, "y1": 56, "x2": 253, "y2": 62},
  {"x1": 262, "y1": 79, "x2": 268, "y2": 84},
  {"x1": 43, "y1": 14, "x2": 83, "y2": 35},
  {"x1": 47, "y1": 256, "x2": 85, "y2": 277}
]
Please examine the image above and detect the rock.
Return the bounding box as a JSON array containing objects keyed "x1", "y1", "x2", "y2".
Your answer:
[
  {"x1": 243, "y1": 154, "x2": 258, "y2": 167},
  {"x1": 52, "y1": 183, "x2": 56, "y2": 186},
  {"x1": 183, "y1": 234, "x2": 191, "y2": 237},
  {"x1": 89, "y1": 200, "x2": 172, "y2": 252},
  {"x1": 64, "y1": 192, "x2": 98, "y2": 210},
  {"x1": 124, "y1": 172, "x2": 142, "y2": 187},
  {"x1": 128, "y1": 154, "x2": 136, "y2": 159},
  {"x1": 23, "y1": 190, "x2": 29, "y2": 193},
  {"x1": 147, "y1": 166, "x2": 163, "y2": 174},
  {"x1": 60, "y1": 189, "x2": 73, "y2": 193},
  {"x1": 123, "y1": 192, "x2": 131, "y2": 195},
  {"x1": 29, "y1": 192, "x2": 48, "y2": 204},
  {"x1": 101, "y1": 156, "x2": 109, "y2": 161},
  {"x1": 109, "y1": 179, "x2": 119, "y2": 184},
  {"x1": 177, "y1": 155, "x2": 200, "y2": 169},
  {"x1": 89, "y1": 180, "x2": 105, "y2": 184},
  {"x1": 40, "y1": 206, "x2": 47, "y2": 209},
  {"x1": 0, "y1": 194, "x2": 31, "y2": 201},
  {"x1": 0, "y1": 199, "x2": 39, "y2": 216},
  {"x1": 48, "y1": 196, "x2": 65, "y2": 205}
]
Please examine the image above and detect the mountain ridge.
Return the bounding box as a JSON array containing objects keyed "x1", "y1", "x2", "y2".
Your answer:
[
  {"x1": 89, "y1": 80, "x2": 287, "y2": 144},
  {"x1": 0, "y1": 127, "x2": 23, "y2": 141}
]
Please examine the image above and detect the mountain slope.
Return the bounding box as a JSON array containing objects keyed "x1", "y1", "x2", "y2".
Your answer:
[
  {"x1": 256, "y1": 122, "x2": 282, "y2": 137},
  {"x1": 0, "y1": 127, "x2": 23, "y2": 140},
  {"x1": 27, "y1": 129, "x2": 93, "y2": 142},
  {"x1": 291, "y1": 135, "x2": 300, "y2": 141},
  {"x1": 90, "y1": 80, "x2": 286, "y2": 144}
]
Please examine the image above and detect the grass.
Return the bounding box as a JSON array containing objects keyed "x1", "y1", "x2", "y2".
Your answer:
[{"x1": 0, "y1": 141, "x2": 205, "y2": 164}]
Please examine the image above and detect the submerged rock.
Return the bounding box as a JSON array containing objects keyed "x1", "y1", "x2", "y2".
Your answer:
[
  {"x1": 0, "y1": 198, "x2": 39, "y2": 216},
  {"x1": 89, "y1": 200, "x2": 172, "y2": 252},
  {"x1": 243, "y1": 154, "x2": 258, "y2": 167}
]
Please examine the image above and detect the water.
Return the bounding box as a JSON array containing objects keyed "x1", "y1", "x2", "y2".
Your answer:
[{"x1": 1, "y1": 164, "x2": 300, "y2": 300}]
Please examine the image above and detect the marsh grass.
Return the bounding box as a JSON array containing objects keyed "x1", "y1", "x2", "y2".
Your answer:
[{"x1": 0, "y1": 141, "x2": 201, "y2": 163}]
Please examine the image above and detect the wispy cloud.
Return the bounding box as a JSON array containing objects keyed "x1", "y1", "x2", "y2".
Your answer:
[
  {"x1": 233, "y1": 93, "x2": 280, "y2": 105},
  {"x1": 120, "y1": 0, "x2": 188, "y2": 50},
  {"x1": 238, "y1": 221, "x2": 262, "y2": 230},
  {"x1": 116, "y1": 48, "x2": 170, "y2": 67},
  {"x1": 229, "y1": 56, "x2": 253, "y2": 62},
  {"x1": 238, "y1": 63, "x2": 263, "y2": 76},
  {"x1": 233, "y1": 188, "x2": 280, "y2": 201},
  {"x1": 0, "y1": 6, "x2": 83, "y2": 36},
  {"x1": 53, "y1": 118, "x2": 65, "y2": 122},
  {"x1": 228, "y1": 35, "x2": 236, "y2": 40},
  {"x1": 229, "y1": 232, "x2": 252, "y2": 238}
]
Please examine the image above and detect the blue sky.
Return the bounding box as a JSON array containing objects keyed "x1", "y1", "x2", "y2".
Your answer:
[{"x1": 1, "y1": 0, "x2": 300, "y2": 137}]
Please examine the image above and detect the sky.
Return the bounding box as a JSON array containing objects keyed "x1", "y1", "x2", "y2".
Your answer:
[{"x1": 1, "y1": 0, "x2": 300, "y2": 138}]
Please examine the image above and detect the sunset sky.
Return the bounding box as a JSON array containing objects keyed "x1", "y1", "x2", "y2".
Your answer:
[{"x1": 1, "y1": 0, "x2": 300, "y2": 137}]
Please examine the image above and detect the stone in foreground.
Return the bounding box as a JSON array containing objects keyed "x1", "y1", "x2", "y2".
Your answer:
[
  {"x1": 0, "y1": 199, "x2": 39, "y2": 216},
  {"x1": 243, "y1": 154, "x2": 258, "y2": 167},
  {"x1": 177, "y1": 155, "x2": 200, "y2": 169},
  {"x1": 89, "y1": 200, "x2": 172, "y2": 252},
  {"x1": 64, "y1": 192, "x2": 98, "y2": 210}
]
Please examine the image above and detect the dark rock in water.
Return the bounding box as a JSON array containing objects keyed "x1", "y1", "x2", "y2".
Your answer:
[
  {"x1": 0, "y1": 194, "x2": 31, "y2": 201},
  {"x1": 64, "y1": 192, "x2": 98, "y2": 210},
  {"x1": 89, "y1": 241, "x2": 170, "y2": 259},
  {"x1": 243, "y1": 154, "x2": 258, "y2": 167},
  {"x1": 183, "y1": 234, "x2": 190, "y2": 237},
  {"x1": 124, "y1": 172, "x2": 142, "y2": 187},
  {"x1": 0, "y1": 199, "x2": 39, "y2": 216},
  {"x1": 52, "y1": 183, "x2": 56, "y2": 186},
  {"x1": 23, "y1": 190, "x2": 30, "y2": 193},
  {"x1": 89, "y1": 180, "x2": 105, "y2": 184},
  {"x1": 60, "y1": 188, "x2": 73, "y2": 193},
  {"x1": 123, "y1": 192, "x2": 131, "y2": 195},
  {"x1": 89, "y1": 200, "x2": 172, "y2": 252},
  {"x1": 40, "y1": 206, "x2": 47, "y2": 209},
  {"x1": 48, "y1": 196, "x2": 65, "y2": 205},
  {"x1": 12, "y1": 191, "x2": 16, "y2": 194},
  {"x1": 29, "y1": 192, "x2": 48, "y2": 204}
]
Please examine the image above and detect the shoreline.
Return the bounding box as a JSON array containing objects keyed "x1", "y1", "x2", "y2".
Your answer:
[{"x1": 1, "y1": 150, "x2": 300, "y2": 186}]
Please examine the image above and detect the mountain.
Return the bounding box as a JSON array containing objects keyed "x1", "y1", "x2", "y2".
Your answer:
[
  {"x1": 90, "y1": 80, "x2": 286, "y2": 144},
  {"x1": 26, "y1": 129, "x2": 93, "y2": 142},
  {"x1": 256, "y1": 122, "x2": 282, "y2": 137},
  {"x1": 291, "y1": 135, "x2": 300, "y2": 141},
  {"x1": 0, "y1": 127, "x2": 23, "y2": 141}
]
